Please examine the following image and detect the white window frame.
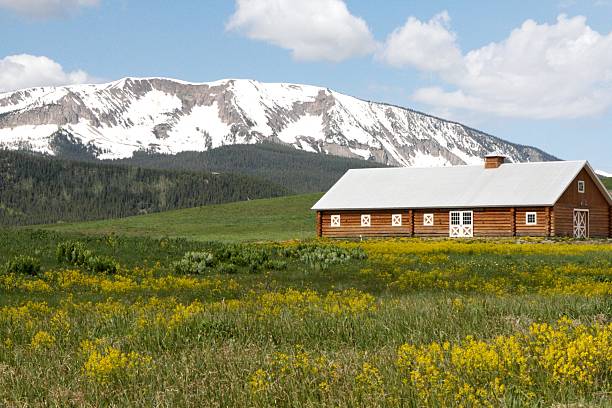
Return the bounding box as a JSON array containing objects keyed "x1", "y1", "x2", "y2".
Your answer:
[
  {"x1": 391, "y1": 214, "x2": 402, "y2": 226},
  {"x1": 577, "y1": 180, "x2": 585, "y2": 193},
  {"x1": 423, "y1": 213, "x2": 434, "y2": 226},
  {"x1": 526, "y1": 212, "x2": 537, "y2": 225},
  {"x1": 330, "y1": 214, "x2": 341, "y2": 227},
  {"x1": 361, "y1": 214, "x2": 371, "y2": 227}
]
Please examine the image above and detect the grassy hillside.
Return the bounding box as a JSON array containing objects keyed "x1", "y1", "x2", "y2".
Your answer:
[
  {"x1": 600, "y1": 176, "x2": 611, "y2": 190},
  {"x1": 39, "y1": 193, "x2": 322, "y2": 242},
  {"x1": 108, "y1": 143, "x2": 386, "y2": 193},
  {"x1": 0, "y1": 150, "x2": 287, "y2": 226}
]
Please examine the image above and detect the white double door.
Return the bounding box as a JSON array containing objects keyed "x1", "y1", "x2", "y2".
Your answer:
[{"x1": 449, "y1": 210, "x2": 473, "y2": 238}]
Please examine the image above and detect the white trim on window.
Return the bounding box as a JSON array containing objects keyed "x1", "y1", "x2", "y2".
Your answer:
[
  {"x1": 577, "y1": 180, "x2": 585, "y2": 193},
  {"x1": 361, "y1": 214, "x2": 371, "y2": 227},
  {"x1": 526, "y1": 212, "x2": 537, "y2": 225},
  {"x1": 423, "y1": 213, "x2": 434, "y2": 226},
  {"x1": 391, "y1": 214, "x2": 402, "y2": 226},
  {"x1": 330, "y1": 214, "x2": 340, "y2": 227}
]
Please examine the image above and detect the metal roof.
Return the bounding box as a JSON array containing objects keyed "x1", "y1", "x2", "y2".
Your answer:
[{"x1": 312, "y1": 160, "x2": 610, "y2": 210}]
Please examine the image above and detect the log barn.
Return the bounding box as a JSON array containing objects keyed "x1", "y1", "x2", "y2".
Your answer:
[{"x1": 312, "y1": 156, "x2": 612, "y2": 239}]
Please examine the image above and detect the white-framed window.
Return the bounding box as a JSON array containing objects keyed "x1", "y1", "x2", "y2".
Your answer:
[
  {"x1": 462, "y1": 211, "x2": 473, "y2": 226},
  {"x1": 391, "y1": 214, "x2": 402, "y2": 226},
  {"x1": 424, "y1": 213, "x2": 434, "y2": 226},
  {"x1": 450, "y1": 211, "x2": 461, "y2": 226},
  {"x1": 361, "y1": 214, "x2": 371, "y2": 227},
  {"x1": 578, "y1": 180, "x2": 585, "y2": 193},
  {"x1": 526, "y1": 212, "x2": 537, "y2": 225},
  {"x1": 330, "y1": 214, "x2": 340, "y2": 227}
]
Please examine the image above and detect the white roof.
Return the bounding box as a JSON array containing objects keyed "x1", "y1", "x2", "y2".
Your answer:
[{"x1": 312, "y1": 160, "x2": 611, "y2": 210}]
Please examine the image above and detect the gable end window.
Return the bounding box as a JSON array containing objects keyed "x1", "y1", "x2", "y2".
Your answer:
[
  {"x1": 330, "y1": 215, "x2": 341, "y2": 227},
  {"x1": 577, "y1": 180, "x2": 585, "y2": 193},
  {"x1": 526, "y1": 212, "x2": 537, "y2": 225},
  {"x1": 423, "y1": 213, "x2": 434, "y2": 226},
  {"x1": 361, "y1": 214, "x2": 371, "y2": 227},
  {"x1": 391, "y1": 214, "x2": 402, "y2": 226}
]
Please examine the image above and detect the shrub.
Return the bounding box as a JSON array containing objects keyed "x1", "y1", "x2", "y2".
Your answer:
[
  {"x1": 216, "y1": 262, "x2": 238, "y2": 274},
  {"x1": 86, "y1": 255, "x2": 119, "y2": 274},
  {"x1": 283, "y1": 243, "x2": 367, "y2": 270},
  {"x1": 3, "y1": 255, "x2": 41, "y2": 275},
  {"x1": 173, "y1": 251, "x2": 216, "y2": 275},
  {"x1": 56, "y1": 241, "x2": 91, "y2": 266},
  {"x1": 56, "y1": 240, "x2": 119, "y2": 274},
  {"x1": 214, "y1": 244, "x2": 274, "y2": 273}
]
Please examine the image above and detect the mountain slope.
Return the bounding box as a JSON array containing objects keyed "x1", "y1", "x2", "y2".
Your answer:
[
  {"x1": 108, "y1": 143, "x2": 386, "y2": 194},
  {"x1": 0, "y1": 77, "x2": 556, "y2": 166},
  {"x1": 0, "y1": 150, "x2": 287, "y2": 226}
]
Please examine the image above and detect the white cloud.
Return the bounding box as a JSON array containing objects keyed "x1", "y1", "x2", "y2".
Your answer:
[
  {"x1": 378, "y1": 11, "x2": 462, "y2": 72},
  {"x1": 226, "y1": 0, "x2": 377, "y2": 62},
  {"x1": 382, "y1": 13, "x2": 612, "y2": 119},
  {"x1": 0, "y1": 54, "x2": 95, "y2": 92},
  {"x1": 0, "y1": 0, "x2": 98, "y2": 18}
]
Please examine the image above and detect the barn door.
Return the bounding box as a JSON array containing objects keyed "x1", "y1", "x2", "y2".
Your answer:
[
  {"x1": 449, "y1": 211, "x2": 473, "y2": 238},
  {"x1": 573, "y1": 209, "x2": 589, "y2": 239}
]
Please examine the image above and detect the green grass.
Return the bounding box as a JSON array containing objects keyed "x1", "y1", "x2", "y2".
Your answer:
[
  {"x1": 37, "y1": 193, "x2": 322, "y2": 242},
  {"x1": 0, "y1": 236, "x2": 610, "y2": 406},
  {"x1": 601, "y1": 176, "x2": 612, "y2": 190}
]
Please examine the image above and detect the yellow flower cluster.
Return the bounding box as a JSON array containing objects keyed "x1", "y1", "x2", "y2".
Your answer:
[
  {"x1": 29, "y1": 330, "x2": 55, "y2": 350},
  {"x1": 530, "y1": 317, "x2": 612, "y2": 385},
  {"x1": 0, "y1": 269, "x2": 241, "y2": 295},
  {"x1": 0, "y1": 273, "x2": 51, "y2": 292},
  {"x1": 342, "y1": 238, "x2": 611, "y2": 257},
  {"x1": 396, "y1": 318, "x2": 611, "y2": 406},
  {"x1": 0, "y1": 301, "x2": 52, "y2": 331},
  {"x1": 375, "y1": 261, "x2": 610, "y2": 296},
  {"x1": 82, "y1": 340, "x2": 151, "y2": 384},
  {"x1": 354, "y1": 362, "x2": 385, "y2": 397},
  {"x1": 253, "y1": 288, "x2": 377, "y2": 317}
]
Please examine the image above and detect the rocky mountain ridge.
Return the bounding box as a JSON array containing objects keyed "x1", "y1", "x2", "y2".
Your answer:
[{"x1": 0, "y1": 77, "x2": 556, "y2": 165}]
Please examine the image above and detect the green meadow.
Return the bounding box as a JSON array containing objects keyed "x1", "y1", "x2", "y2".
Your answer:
[{"x1": 0, "y1": 195, "x2": 610, "y2": 407}]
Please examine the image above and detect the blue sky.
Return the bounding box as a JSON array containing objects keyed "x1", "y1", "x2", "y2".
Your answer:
[{"x1": 1, "y1": 0, "x2": 611, "y2": 171}]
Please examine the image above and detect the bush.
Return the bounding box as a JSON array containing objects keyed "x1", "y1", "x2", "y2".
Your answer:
[
  {"x1": 56, "y1": 240, "x2": 119, "y2": 274},
  {"x1": 86, "y1": 255, "x2": 119, "y2": 274},
  {"x1": 173, "y1": 251, "x2": 216, "y2": 275},
  {"x1": 56, "y1": 241, "x2": 91, "y2": 266},
  {"x1": 216, "y1": 244, "x2": 274, "y2": 273},
  {"x1": 3, "y1": 255, "x2": 41, "y2": 275},
  {"x1": 283, "y1": 243, "x2": 367, "y2": 270},
  {"x1": 216, "y1": 262, "x2": 238, "y2": 274}
]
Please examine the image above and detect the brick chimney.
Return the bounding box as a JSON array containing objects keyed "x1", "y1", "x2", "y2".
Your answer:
[{"x1": 484, "y1": 154, "x2": 506, "y2": 169}]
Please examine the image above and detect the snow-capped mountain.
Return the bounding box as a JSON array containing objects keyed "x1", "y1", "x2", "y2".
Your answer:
[{"x1": 0, "y1": 77, "x2": 555, "y2": 165}]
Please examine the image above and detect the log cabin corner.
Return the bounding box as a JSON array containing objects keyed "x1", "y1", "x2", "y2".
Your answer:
[{"x1": 312, "y1": 156, "x2": 612, "y2": 239}]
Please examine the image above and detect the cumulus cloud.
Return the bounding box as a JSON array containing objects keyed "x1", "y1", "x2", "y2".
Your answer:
[
  {"x1": 0, "y1": 54, "x2": 94, "y2": 92},
  {"x1": 378, "y1": 11, "x2": 462, "y2": 72},
  {"x1": 226, "y1": 0, "x2": 377, "y2": 62},
  {"x1": 382, "y1": 13, "x2": 612, "y2": 119},
  {"x1": 0, "y1": 0, "x2": 99, "y2": 18}
]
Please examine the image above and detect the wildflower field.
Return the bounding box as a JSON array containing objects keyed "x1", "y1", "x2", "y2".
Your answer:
[{"x1": 0, "y1": 229, "x2": 610, "y2": 406}]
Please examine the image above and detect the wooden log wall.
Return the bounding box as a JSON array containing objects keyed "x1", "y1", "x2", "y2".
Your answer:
[
  {"x1": 515, "y1": 207, "x2": 549, "y2": 237},
  {"x1": 319, "y1": 206, "x2": 553, "y2": 238},
  {"x1": 553, "y1": 168, "x2": 610, "y2": 238},
  {"x1": 320, "y1": 210, "x2": 414, "y2": 238}
]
